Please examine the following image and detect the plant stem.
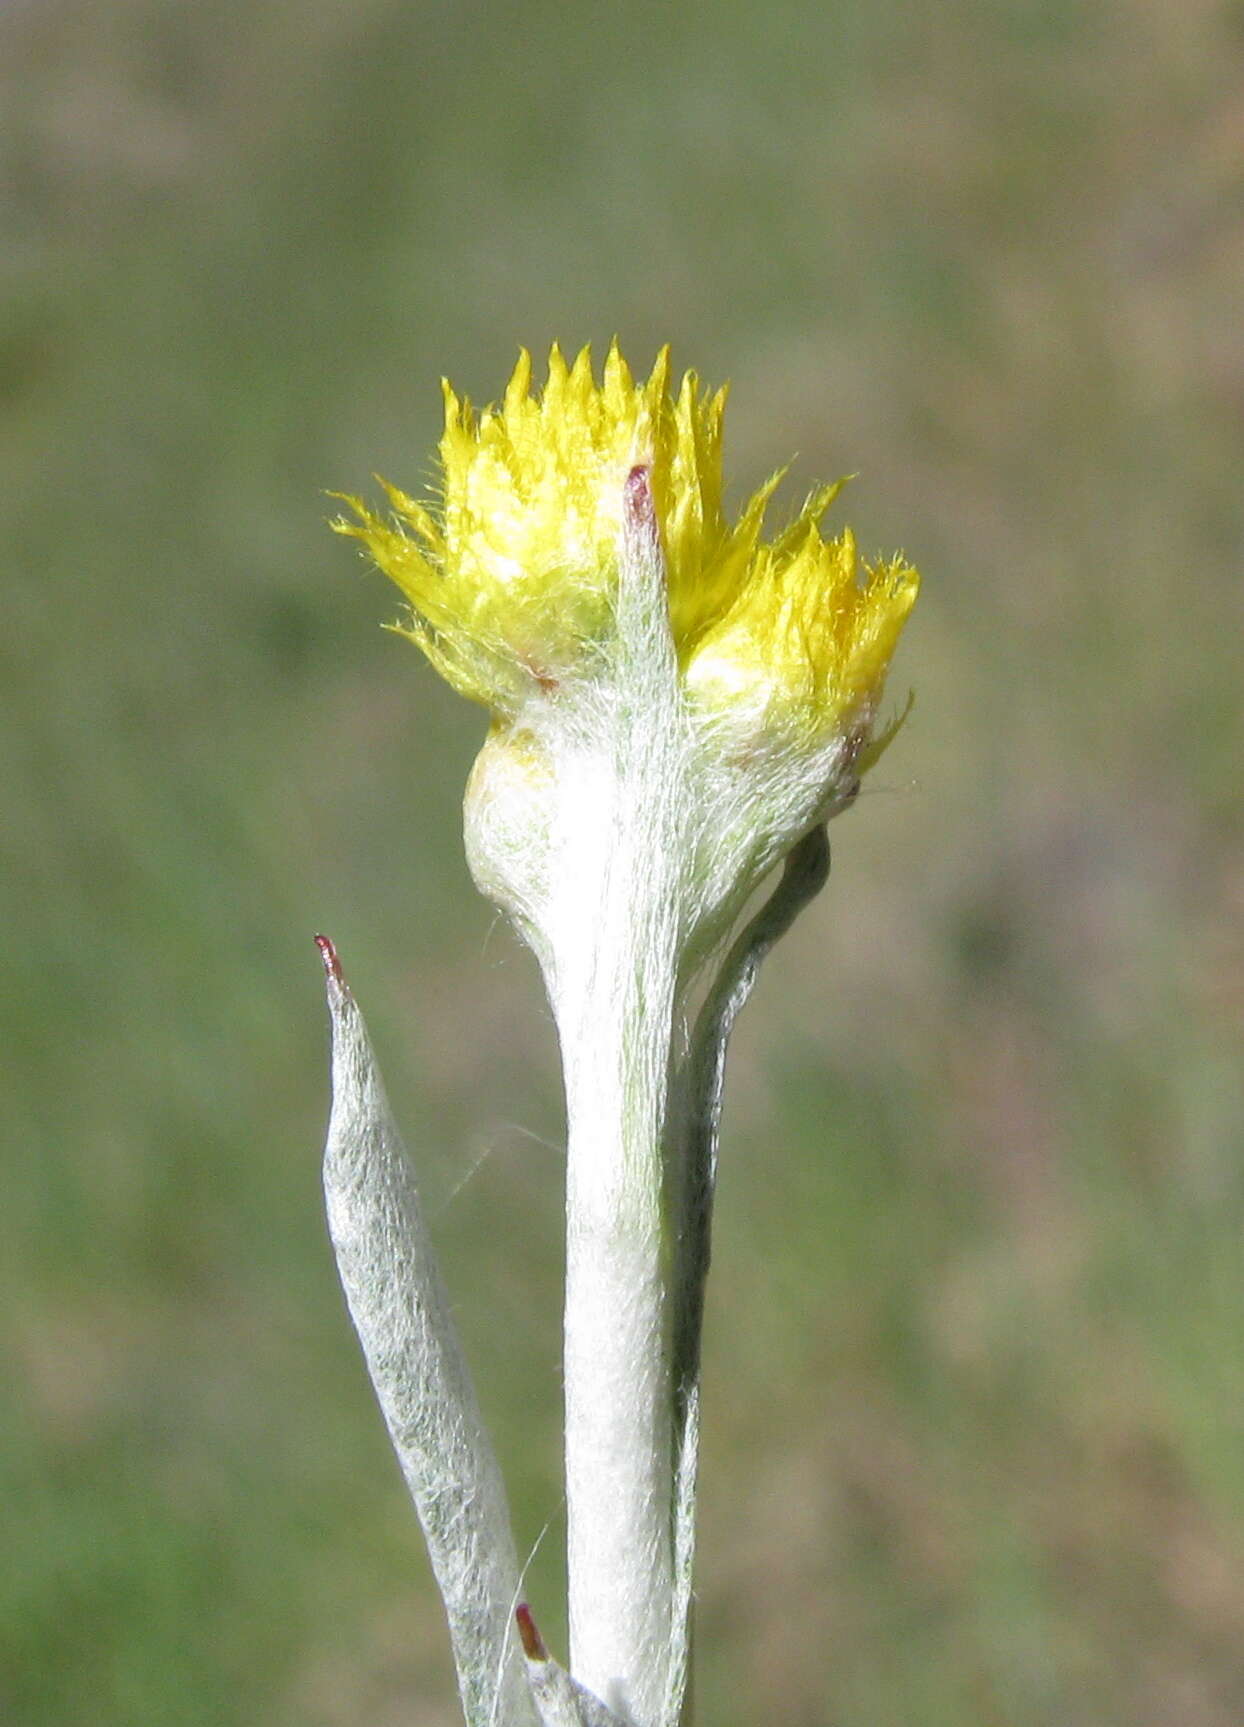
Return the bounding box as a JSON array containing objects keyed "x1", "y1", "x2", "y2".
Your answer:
[{"x1": 555, "y1": 467, "x2": 684, "y2": 1727}]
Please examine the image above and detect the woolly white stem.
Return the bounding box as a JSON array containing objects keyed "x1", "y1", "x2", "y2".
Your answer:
[
  {"x1": 553, "y1": 469, "x2": 684, "y2": 1727},
  {"x1": 558, "y1": 842, "x2": 677, "y2": 1726}
]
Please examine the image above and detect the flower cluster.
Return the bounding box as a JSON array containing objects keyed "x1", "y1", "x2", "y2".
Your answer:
[
  {"x1": 336, "y1": 345, "x2": 917, "y2": 974},
  {"x1": 335, "y1": 342, "x2": 917, "y2": 747}
]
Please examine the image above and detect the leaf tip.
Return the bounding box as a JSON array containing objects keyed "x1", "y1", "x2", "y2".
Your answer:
[{"x1": 515, "y1": 1603, "x2": 547, "y2": 1663}]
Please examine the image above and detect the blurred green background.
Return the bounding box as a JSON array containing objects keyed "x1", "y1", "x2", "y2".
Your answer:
[{"x1": 3, "y1": 0, "x2": 1242, "y2": 1722}]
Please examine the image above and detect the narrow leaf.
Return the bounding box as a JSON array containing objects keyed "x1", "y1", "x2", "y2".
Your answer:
[
  {"x1": 664, "y1": 825, "x2": 831, "y2": 1724},
  {"x1": 319, "y1": 937, "x2": 537, "y2": 1727}
]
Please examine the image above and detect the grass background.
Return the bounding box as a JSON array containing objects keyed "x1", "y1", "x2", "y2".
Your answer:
[{"x1": 3, "y1": 0, "x2": 1243, "y2": 1722}]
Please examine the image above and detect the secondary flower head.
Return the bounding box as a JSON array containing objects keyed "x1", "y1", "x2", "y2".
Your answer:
[{"x1": 334, "y1": 342, "x2": 917, "y2": 753}]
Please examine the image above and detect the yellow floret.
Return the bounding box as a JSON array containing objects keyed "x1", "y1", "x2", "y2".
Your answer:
[{"x1": 333, "y1": 343, "x2": 918, "y2": 742}]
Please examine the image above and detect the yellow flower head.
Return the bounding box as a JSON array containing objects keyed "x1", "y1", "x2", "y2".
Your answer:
[{"x1": 334, "y1": 343, "x2": 918, "y2": 749}]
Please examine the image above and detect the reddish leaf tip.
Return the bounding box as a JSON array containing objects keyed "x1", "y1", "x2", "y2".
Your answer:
[
  {"x1": 624, "y1": 462, "x2": 654, "y2": 529},
  {"x1": 315, "y1": 934, "x2": 345, "y2": 990},
  {"x1": 515, "y1": 1603, "x2": 546, "y2": 1661}
]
